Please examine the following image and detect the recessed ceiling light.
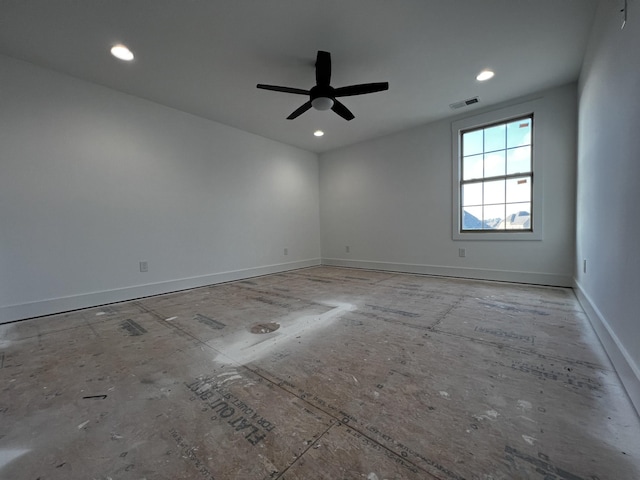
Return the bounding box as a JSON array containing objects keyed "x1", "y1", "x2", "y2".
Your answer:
[
  {"x1": 110, "y1": 44, "x2": 134, "y2": 61},
  {"x1": 314, "y1": 130, "x2": 325, "y2": 137},
  {"x1": 476, "y1": 70, "x2": 495, "y2": 81}
]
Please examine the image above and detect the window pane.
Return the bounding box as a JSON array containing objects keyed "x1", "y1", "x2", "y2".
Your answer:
[
  {"x1": 484, "y1": 204, "x2": 505, "y2": 229},
  {"x1": 507, "y1": 118, "x2": 531, "y2": 148},
  {"x1": 463, "y1": 130, "x2": 483, "y2": 156},
  {"x1": 505, "y1": 203, "x2": 531, "y2": 230},
  {"x1": 483, "y1": 179, "x2": 505, "y2": 205},
  {"x1": 506, "y1": 146, "x2": 531, "y2": 174},
  {"x1": 484, "y1": 151, "x2": 505, "y2": 178},
  {"x1": 462, "y1": 182, "x2": 482, "y2": 206},
  {"x1": 463, "y1": 154, "x2": 483, "y2": 180},
  {"x1": 506, "y1": 176, "x2": 531, "y2": 203},
  {"x1": 462, "y1": 206, "x2": 483, "y2": 229},
  {"x1": 484, "y1": 124, "x2": 505, "y2": 152}
]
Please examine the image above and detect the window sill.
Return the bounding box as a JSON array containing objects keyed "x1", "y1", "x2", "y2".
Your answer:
[{"x1": 453, "y1": 230, "x2": 542, "y2": 241}]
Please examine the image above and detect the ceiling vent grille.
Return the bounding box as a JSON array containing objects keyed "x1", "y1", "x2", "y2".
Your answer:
[{"x1": 449, "y1": 96, "x2": 479, "y2": 110}]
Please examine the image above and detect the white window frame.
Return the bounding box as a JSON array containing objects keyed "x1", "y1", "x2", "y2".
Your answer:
[{"x1": 452, "y1": 99, "x2": 543, "y2": 241}]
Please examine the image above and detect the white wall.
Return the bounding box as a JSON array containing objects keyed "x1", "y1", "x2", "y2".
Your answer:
[
  {"x1": 320, "y1": 84, "x2": 577, "y2": 286},
  {"x1": 575, "y1": 0, "x2": 640, "y2": 413},
  {"x1": 0, "y1": 55, "x2": 320, "y2": 323}
]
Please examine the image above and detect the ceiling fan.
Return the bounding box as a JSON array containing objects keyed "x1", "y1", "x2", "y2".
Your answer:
[{"x1": 257, "y1": 51, "x2": 389, "y2": 121}]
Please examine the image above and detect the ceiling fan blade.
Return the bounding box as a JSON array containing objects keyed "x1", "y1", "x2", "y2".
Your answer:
[
  {"x1": 333, "y1": 82, "x2": 389, "y2": 97},
  {"x1": 257, "y1": 84, "x2": 309, "y2": 95},
  {"x1": 287, "y1": 101, "x2": 313, "y2": 120},
  {"x1": 315, "y1": 51, "x2": 331, "y2": 86},
  {"x1": 331, "y1": 99, "x2": 355, "y2": 121}
]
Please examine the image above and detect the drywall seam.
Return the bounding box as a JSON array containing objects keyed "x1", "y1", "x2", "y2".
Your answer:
[
  {"x1": 321, "y1": 258, "x2": 571, "y2": 287},
  {"x1": 573, "y1": 279, "x2": 640, "y2": 417},
  {"x1": 0, "y1": 258, "x2": 321, "y2": 324}
]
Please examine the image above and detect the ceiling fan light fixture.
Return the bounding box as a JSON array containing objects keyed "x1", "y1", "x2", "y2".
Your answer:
[
  {"x1": 314, "y1": 130, "x2": 325, "y2": 137},
  {"x1": 311, "y1": 96, "x2": 334, "y2": 111},
  {"x1": 111, "y1": 44, "x2": 134, "y2": 61},
  {"x1": 476, "y1": 69, "x2": 495, "y2": 81}
]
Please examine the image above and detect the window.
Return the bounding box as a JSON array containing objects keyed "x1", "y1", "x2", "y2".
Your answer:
[
  {"x1": 461, "y1": 115, "x2": 533, "y2": 231},
  {"x1": 452, "y1": 100, "x2": 543, "y2": 241}
]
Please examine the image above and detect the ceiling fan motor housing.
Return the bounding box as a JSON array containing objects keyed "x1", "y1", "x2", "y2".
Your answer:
[{"x1": 310, "y1": 85, "x2": 335, "y2": 110}]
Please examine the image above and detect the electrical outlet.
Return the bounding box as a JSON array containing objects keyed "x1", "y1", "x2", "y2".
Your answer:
[
  {"x1": 139, "y1": 261, "x2": 148, "y2": 272},
  {"x1": 345, "y1": 246, "x2": 350, "y2": 253},
  {"x1": 458, "y1": 248, "x2": 466, "y2": 258},
  {"x1": 284, "y1": 248, "x2": 288, "y2": 256}
]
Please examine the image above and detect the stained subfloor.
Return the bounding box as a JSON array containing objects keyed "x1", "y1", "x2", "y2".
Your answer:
[{"x1": 1, "y1": 266, "x2": 639, "y2": 479}]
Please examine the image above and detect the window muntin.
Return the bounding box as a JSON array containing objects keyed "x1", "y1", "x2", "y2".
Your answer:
[{"x1": 460, "y1": 115, "x2": 533, "y2": 232}]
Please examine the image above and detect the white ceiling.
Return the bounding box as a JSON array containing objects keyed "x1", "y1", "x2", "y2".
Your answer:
[{"x1": 0, "y1": 0, "x2": 597, "y2": 153}]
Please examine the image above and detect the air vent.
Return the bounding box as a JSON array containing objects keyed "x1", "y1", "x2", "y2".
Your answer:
[{"x1": 449, "y1": 96, "x2": 480, "y2": 110}]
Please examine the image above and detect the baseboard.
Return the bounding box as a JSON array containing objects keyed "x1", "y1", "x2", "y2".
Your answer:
[
  {"x1": 0, "y1": 258, "x2": 321, "y2": 324},
  {"x1": 573, "y1": 280, "x2": 640, "y2": 417},
  {"x1": 321, "y1": 258, "x2": 573, "y2": 287}
]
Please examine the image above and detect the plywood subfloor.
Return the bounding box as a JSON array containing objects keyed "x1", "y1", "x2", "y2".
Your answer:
[{"x1": 1, "y1": 266, "x2": 639, "y2": 479}]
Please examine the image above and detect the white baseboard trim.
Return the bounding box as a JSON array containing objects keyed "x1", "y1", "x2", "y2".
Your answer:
[
  {"x1": 573, "y1": 280, "x2": 640, "y2": 417},
  {"x1": 0, "y1": 258, "x2": 321, "y2": 324},
  {"x1": 321, "y1": 258, "x2": 572, "y2": 287}
]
